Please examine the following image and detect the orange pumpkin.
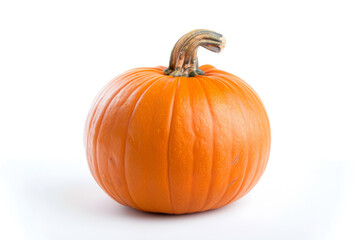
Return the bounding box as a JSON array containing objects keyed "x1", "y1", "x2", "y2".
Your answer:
[{"x1": 84, "y1": 29, "x2": 271, "y2": 214}]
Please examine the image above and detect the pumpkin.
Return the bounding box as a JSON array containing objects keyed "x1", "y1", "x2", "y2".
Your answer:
[{"x1": 84, "y1": 29, "x2": 271, "y2": 214}]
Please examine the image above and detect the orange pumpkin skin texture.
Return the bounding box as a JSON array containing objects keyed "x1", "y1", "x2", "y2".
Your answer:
[{"x1": 84, "y1": 30, "x2": 270, "y2": 214}]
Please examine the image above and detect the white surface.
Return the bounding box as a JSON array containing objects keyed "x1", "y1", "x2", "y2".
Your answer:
[{"x1": 0, "y1": 0, "x2": 359, "y2": 239}]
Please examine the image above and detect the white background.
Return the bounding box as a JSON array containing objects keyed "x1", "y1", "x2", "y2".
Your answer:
[{"x1": 1, "y1": 0, "x2": 359, "y2": 239}]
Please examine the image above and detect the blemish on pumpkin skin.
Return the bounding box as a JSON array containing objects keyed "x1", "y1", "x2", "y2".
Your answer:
[
  {"x1": 232, "y1": 154, "x2": 241, "y2": 165},
  {"x1": 226, "y1": 177, "x2": 241, "y2": 189},
  {"x1": 109, "y1": 157, "x2": 117, "y2": 166}
]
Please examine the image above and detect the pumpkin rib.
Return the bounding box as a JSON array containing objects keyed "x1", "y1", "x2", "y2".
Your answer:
[
  {"x1": 221, "y1": 81, "x2": 255, "y2": 204},
  {"x1": 122, "y1": 75, "x2": 175, "y2": 213},
  {"x1": 205, "y1": 75, "x2": 247, "y2": 209},
  {"x1": 135, "y1": 75, "x2": 178, "y2": 213},
  {"x1": 185, "y1": 76, "x2": 213, "y2": 213},
  {"x1": 166, "y1": 77, "x2": 180, "y2": 214},
  {"x1": 112, "y1": 71, "x2": 166, "y2": 207},
  {"x1": 123, "y1": 75, "x2": 167, "y2": 211},
  {"x1": 99, "y1": 72, "x2": 158, "y2": 207},
  {"x1": 86, "y1": 77, "x2": 121, "y2": 176},
  {"x1": 240, "y1": 113, "x2": 270, "y2": 195},
  {"x1": 100, "y1": 80, "x2": 139, "y2": 207},
  {"x1": 243, "y1": 83, "x2": 271, "y2": 196},
  {"x1": 91, "y1": 75, "x2": 136, "y2": 202},
  {"x1": 208, "y1": 74, "x2": 252, "y2": 207},
  {"x1": 214, "y1": 76, "x2": 250, "y2": 206},
  {"x1": 104, "y1": 74, "x2": 153, "y2": 206},
  {"x1": 258, "y1": 120, "x2": 271, "y2": 182},
  {"x1": 97, "y1": 71, "x2": 158, "y2": 208},
  {"x1": 219, "y1": 80, "x2": 251, "y2": 208},
  {"x1": 209, "y1": 76, "x2": 240, "y2": 209},
  {"x1": 196, "y1": 77, "x2": 216, "y2": 212},
  {"x1": 225, "y1": 74, "x2": 268, "y2": 200},
  {"x1": 200, "y1": 74, "x2": 244, "y2": 210},
  {"x1": 219, "y1": 75, "x2": 263, "y2": 203},
  {"x1": 93, "y1": 71, "x2": 155, "y2": 206},
  {"x1": 186, "y1": 78, "x2": 196, "y2": 213}
]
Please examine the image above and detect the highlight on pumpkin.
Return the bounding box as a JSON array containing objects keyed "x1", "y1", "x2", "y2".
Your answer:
[{"x1": 84, "y1": 29, "x2": 270, "y2": 214}]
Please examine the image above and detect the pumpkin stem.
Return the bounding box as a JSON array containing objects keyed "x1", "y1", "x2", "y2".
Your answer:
[{"x1": 164, "y1": 29, "x2": 226, "y2": 77}]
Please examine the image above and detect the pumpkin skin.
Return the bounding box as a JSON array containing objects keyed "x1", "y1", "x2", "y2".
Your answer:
[{"x1": 84, "y1": 64, "x2": 270, "y2": 214}]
